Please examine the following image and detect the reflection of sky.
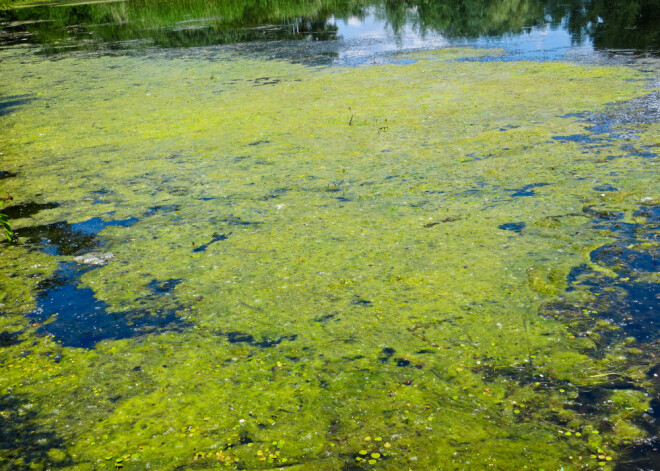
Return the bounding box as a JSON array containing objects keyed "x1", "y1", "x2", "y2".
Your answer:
[
  {"x1": 469, "y1": 23, "x2": 594, "y2": 60},
  {"x1": 328, "y1": 8, "x2": 594, "y2": 62}
]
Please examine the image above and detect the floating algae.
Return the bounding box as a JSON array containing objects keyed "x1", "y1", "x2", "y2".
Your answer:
[{"x1": 0, "y1": 45, "x2": 659, "y2": 470}]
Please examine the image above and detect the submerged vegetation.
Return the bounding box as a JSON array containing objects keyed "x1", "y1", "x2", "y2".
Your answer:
[
  {"x1": 0, "y1": 201, "x2": 14, "y2": 243},
  {"x1": 1, "y1": 0, "x2": 660, "y2": 468},
  {"x1": 0, "y1": 42, "x2": 658, "y2": 469}
]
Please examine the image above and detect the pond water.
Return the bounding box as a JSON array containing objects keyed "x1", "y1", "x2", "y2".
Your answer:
[{"x1": 0, "y1": 0, "x2": 659, "y2": 470}]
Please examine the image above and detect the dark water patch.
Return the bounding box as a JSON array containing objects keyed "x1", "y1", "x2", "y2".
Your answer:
[
  {"x1": 343, "y1": 354, "x2": 366, "y2": 362},
  {"x1": 192, "y1": 233, "x2": 229, "y2": 252},
  {"x1": 409, "y1": 200, "x2": 429, "y2": 209},
  {"x1": 621, "y1": 144, "x2": 658, "y2": 159},
  {"x1": 582, "y1": 205, "x2": 624, "y2": 221},
  {"x1": 569, "y1": 387, "x2": 609, "y2": 416},
  {"x1": 252, "y1": 77, "x2": 280, "y2": 86},
  {"x1": 0, "y1": 330, "x2": 22, "y2": 347},
  {"x1": 0, "y1": 94, "x2": 33, "y2": 117},
  {"x1": 29, "y1": 262, "x2": 189, "y2": 349},
  {"x1": 0, "y1": 394, "x2": 72, "y2": 470},
  {"x1": 547, "y1": 204, "x2": 659, "y2": 347},
  {"x1": 591, "y1": 244, "x2": 657, "y2": 274},
  {"x1": 561, "y1": 271, "x2": 659, "y2": 345},
  {"x1": 248, "y1": 140, "x2": 270, "y2": 146},
  {"x1": 636, "y1": 149, "x2": 658, "y2": 159},
  {"x1": 564, "y1": 381, "x2": 660, "y2": 469},
  {"x1": 313, "y1": 313, "x2": 337, "y2": 323},
  {"x1": 477, "y1": 360, "x2": 573, "y2": 392},
  {"x1": 261, "y1": 188, "x2": 288, "y2": 200},
  {"x1": 225, "y1": 331, "x2": 297, "y2": 348},
  {"x1": 645, "y1": 396, "x2": 660, "y2": 423},
  {"x1": 567, "y1": 92, "x2": 660, "y2": 152},
  {"x1": 552, "y1": 134, "x2": 606, "y2": 144},
  {"x1": 648, "y1": 364, "x2": 660, "y2": 383},
  {"x1": 593, "y1": 184, "x2": 619, "y2": 192},
  {"x1": 148, "y1": 278, "x2": 182, "y2": 295},
  {"x1": 1, "y1": 202, "x2": 59, "y2": 219},
  {"x1": 616, "y1": 439, "x2": 660, "y2": 471},
  {"x1": 226, "y1": 332, "x2": 253, "y2": 344},
  {"x1": 569, "y1": 382, "x2": 644, "y2": 418},
  {"x1": 15, "y1": 215, "x2": 138, "y2": 256},
  {"x1": 423, "y1": 216, "x2": 462, "y2": 228},
  {"x1": 0, "y1": 171, "x2": 17, "y2": 180},
  {"x1": 509, "y1": 183, "x2": 551, "y2": 198},
  {"x1": 378, "y1": 347, "x2": 396, "y2": 363},
  {"x1": 463, "y1": 151, "x2": 496, "y2": 162},
  {"x1": 326, "y1": 183, "x2": 343, "y2": 192},
  {"x1": 602, "y1": 281, "x2": 658, "y2": 343},
  {"x1": 634, "y1": 206, "x2": 660, "y2": 225},
  {"x1": 238, "y1": 431, "x2": 253, "y2": 445},
  {"x1": 592, "y1": 221, "x2": 638, "y2": 237},
  {"x1": 498, "y1": 222, "x2": 526, "y2": 232},
  {"x1": 221, "y1": 216, "x2": 261, "y2": 226},
  {"x1": 351, "y1": 298, "x2": 372, "y2": 307},
  {"x1": 559, "y1": 113, "x2": 583, "y2": 119},
  {"x1": 499, "y1": 124, "x2": 520, "y2": 131},
  {"x1": 86, "y1": 189, "x2": 114, "y2": 204},
  {"x1": 146, "y1": 204, "x2": 180, "y2": 216},
  {"x1": 71, "y1": 216, "x2": 139, "y2": 235},
  {"x1": 15, "y1": 222, "x2": 98, "y2": 256},
  {"x1": 15, "y1": 214, "x2": 185, "y2": 348}
]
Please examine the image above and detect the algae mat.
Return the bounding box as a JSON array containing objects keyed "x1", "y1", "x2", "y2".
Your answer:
[{"x1": 0, "y1": 47, "x2": 659, "y2": 470}]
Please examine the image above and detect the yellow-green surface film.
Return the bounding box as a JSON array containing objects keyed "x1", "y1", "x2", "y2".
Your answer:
[{"x1": 0, "y1": 46, "x2": 659, "y2": 470}]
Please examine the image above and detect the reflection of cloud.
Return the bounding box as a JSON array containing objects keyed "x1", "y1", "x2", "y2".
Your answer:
[{"x1": 347, "y1": 17, "x2": 362, "y2": 27}]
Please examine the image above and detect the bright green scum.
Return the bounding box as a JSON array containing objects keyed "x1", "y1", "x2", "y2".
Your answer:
[{"x1": 0, "y1": 46, "x2": 659, "y2": 470}]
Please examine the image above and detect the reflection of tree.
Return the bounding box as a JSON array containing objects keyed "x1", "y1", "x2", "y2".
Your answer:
[
  {"x1": 545, "y1": 0, "x2": 660, "y2": 51},
  {"x1": 379, "y1": 0, "x2": 659, "y2": 52},
  {"x1": 291, "y1": 17, "x2": 339, "y2": 40},
  {"x1": 0, "y1": 394, "x2": 71, "y2": 469},
  {"x1": 0, "y1": 0, "x2": 349, "y2": 50},
  {"x1": 379, "y1": 0, "x2": 544, "y2": 39},
  {"x1": 1, "y1": 0, "x2": 658, "y2": 53}
]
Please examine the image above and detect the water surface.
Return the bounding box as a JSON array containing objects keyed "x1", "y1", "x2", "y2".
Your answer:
[{"x1": 0, "y1": 1, "x2": 659, "y2": 470}]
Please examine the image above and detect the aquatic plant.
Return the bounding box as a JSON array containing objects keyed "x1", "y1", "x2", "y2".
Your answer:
[
  {"x1": 0, "y1": 200, "x2": 14, "y2": 242},
  {"x1": 0, "y1": 44, "x2": 658, "y2": 470}
]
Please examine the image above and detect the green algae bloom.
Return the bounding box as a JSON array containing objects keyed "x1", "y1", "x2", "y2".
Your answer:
[{"x1": 0, "y1": 42, "x2": 658, "y2": 471}]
